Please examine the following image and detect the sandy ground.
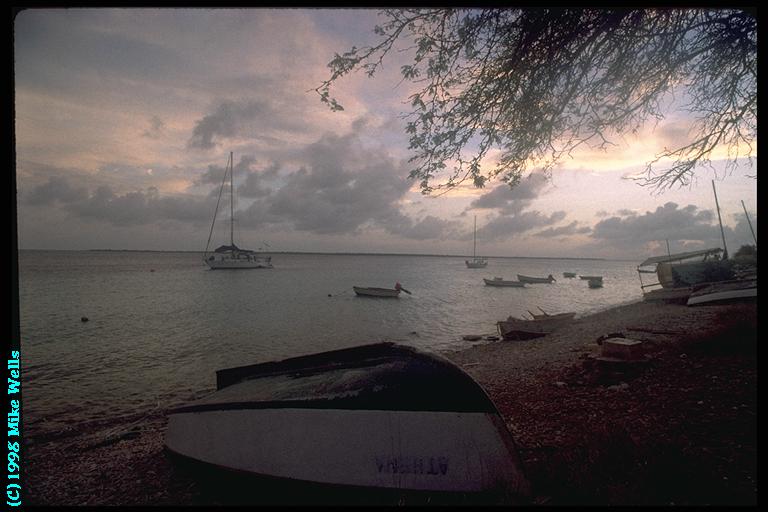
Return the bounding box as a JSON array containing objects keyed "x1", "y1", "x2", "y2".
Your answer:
[{"x1": 23, "y1": 299, "x2": 756, "y2": 505}]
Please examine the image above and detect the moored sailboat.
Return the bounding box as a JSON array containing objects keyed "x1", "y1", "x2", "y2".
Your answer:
[
  {"x1": 465, "y1": 216, "x2": 487, "y2": 268},
  {"x1": 204, "y1": 152, "x2": 273, "y2": 269}
]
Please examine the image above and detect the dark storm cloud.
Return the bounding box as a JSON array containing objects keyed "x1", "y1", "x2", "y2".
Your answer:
[
  {"x1": 468, "y1": 172, "x2": 549, "y2": 214},
  {"x1": 591, "y1": 202, "x2": 717, "y2": 243},
  {"x1": 25, "y1": 176, "x2": 88, "y2": 205},
  {"x1": 188, "y1": 99, "x2": 306, "y2": 150},
  {"x1": 142, "y1": 116, "x2": 165, "y2": 138},
  {"x1": 477, "y1": 210, "x2": 567, "y2": 241},
  {"x1": 382, "y1": 214, "x2": 460, "y2": 240},
  {"x1": 238, "y1": 161, "x2": 279, "y2": 198},
  {"x1": 534, "y1": 221, "x2": 592, "y2": 238},
  {"x1": 60, "y1": 183, "x2": 215, "y2": 227},
  {"x1": 237, "y1": 131, "x2": 415, "y2": 235}
]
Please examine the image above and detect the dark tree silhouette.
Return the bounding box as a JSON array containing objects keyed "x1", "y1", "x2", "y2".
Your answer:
[{"x1": 317, "y1": 8, "x2": 756, "y2": 195}]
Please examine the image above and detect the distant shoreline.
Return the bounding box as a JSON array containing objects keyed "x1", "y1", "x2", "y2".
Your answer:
[{"x1": 18, "y1": 248, "x2": 612, "y2": 261}]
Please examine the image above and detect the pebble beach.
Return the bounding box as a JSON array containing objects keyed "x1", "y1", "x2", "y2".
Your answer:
[{"x1": 23, "y1": 299, "x2": 756, "y2": 506}]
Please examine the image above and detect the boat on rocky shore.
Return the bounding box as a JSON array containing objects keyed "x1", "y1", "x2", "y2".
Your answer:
[
  {"x1": 496, "y1": 313, "x2": 574, "y2": 341},
  {"x1": 164, "y1": 342, "x2": 530, "y2": 503}
]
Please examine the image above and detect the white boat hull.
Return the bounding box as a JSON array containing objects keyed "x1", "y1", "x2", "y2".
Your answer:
[
  {"x1": 687, "y1": 286, "x2": 756, "y2": 306},
  {"x1": 465, "y1": 260, "x2": 488, "y2": 268},
  {"x1": 206, "y1": 258, "x2": 273, "y2": 269},
  {"x1": 353, "y1": 287, "x2": 400, "y2": 297},
  {"x1": 166, "y1": 407, "x2": 525, "y2": 494}
]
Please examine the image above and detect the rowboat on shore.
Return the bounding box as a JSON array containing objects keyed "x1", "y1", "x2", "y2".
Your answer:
[
  {"x1": 527, "y1": 308, "x2": 576, "y2": 322},
  {"x1": 483, "y1": 277, "x2": 526, "y2": 288},
  {"x1": 164, "y1": 342, "x2": 530, "y2": 504},
  {"x1": 496, "y1": 314, "x2": 573, "y2": 341},
  {"x1": 517, "y1": 274, "x2": 555, "y2": 284}
]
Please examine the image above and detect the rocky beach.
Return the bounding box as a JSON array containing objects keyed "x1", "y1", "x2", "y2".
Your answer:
[{"x1": 24, "y1": 299, "x2": 756, "y2": 506}]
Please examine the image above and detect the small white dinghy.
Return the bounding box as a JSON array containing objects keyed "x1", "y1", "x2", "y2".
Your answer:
[{"x1": 165, "y1": 342, "x2": 529, "y2": 504}]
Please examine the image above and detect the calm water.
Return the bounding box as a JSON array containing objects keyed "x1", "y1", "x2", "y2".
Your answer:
[{"x1": 18, "y1": 250, "x2": 642, "y2": 435}]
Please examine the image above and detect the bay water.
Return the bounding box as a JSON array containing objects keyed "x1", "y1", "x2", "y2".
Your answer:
[{"x1": 18, "y1": 250, "x2": 642, "y2": 435}]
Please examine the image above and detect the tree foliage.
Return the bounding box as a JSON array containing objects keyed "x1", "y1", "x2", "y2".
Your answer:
[{"x1": 317, "y1": 8, "x2": 756, "y2": 194}]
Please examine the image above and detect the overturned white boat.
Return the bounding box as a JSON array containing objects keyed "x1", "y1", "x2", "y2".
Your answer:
[{"x1": 165, "y1": 343, "x2": 529, "y2": 503}]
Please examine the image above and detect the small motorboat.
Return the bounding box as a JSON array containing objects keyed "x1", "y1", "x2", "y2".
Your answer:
[
  {"x1": 516, "y1": 274, "x2": 556, "y2": 284},
  {"x1": 483, "y1": 277, "x2": 526, "y2": 287},
  {"x1": 353, "y1": 282, "x2": 412, "y2": 298},
  {"x1": 164, "y1": 342, "x2": 530, "y2": 504}
]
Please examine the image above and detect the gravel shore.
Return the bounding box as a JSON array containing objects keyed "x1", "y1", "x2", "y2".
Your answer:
[{"x1": 24, "y1": 300, "x2": 756, "y2": 505}]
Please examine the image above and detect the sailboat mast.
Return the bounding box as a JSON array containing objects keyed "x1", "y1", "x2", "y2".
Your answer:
[
  {"x1": 712, "y1": 180, "x2": 728, "y2": 260},
  {"x1": 741, "y1": 200, "x2": 757, "y2": 246},
  {"x1": 473, "y1": 216, "x2": 477, "y2": 258},
  {"x1": 230, "y1": 152, "x2": 234, "y2": 247}
]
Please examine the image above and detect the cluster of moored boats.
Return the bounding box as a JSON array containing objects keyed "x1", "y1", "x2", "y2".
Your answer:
[{"x1": 483, "y1": 272, "x2": 603, "y2": 288}]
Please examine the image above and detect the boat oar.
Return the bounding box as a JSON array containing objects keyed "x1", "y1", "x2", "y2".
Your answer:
[{"x1": 400, "y1": 287, "x2": 412, "y2": 295}]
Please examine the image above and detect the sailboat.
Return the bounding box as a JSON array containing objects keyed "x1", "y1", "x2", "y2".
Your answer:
[
  {"x1": 204, "y1": 152, "x2": 273, "y2": 269},
  {"x1": 465, "y1": 216, "x2": 488, "y2": 268}
]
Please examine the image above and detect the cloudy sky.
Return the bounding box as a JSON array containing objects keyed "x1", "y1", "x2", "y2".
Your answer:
[{"x1": 14, "y1": 8, "x2": 757, "y2": 260}]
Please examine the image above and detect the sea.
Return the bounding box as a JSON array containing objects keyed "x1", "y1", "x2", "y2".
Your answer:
[{"x1": 17, "y1": 250, "x2": 643, "y2": 436}]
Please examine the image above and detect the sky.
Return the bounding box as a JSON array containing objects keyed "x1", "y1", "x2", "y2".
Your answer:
[{"x1": 14, "y1": 8, "x2": 758, "y2": 260}]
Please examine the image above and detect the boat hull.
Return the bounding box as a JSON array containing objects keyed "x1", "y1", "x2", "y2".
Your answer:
[
  {"x1": 465, "y1": 260, "x2": 488, "y2": 268},
  {"x1": 687, "y1": 281, "x2": 757, "y2": 306},
  {"x1": 166, "y1": 407, "x2": 524, "y2": 495},
  {"x1": 353, "y1": 286, "x2": 401, "y2": 297},
  {"x1": 206, "y1": 259, "x2": 273, "y2": 269},
  {"x1": 483, "y1": 279, "x2": 525, "y2": 287},
  {"x1": 516, "y1": 274, "x2": 555, "y2": 283},
  {"x1": 164, "y1": 343, "x2": 529, "y2": 502}
]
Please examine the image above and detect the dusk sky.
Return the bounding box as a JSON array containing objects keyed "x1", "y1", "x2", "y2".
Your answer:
[{"x1": 14, "y1": 8, "x2": 757, "y2": 260}]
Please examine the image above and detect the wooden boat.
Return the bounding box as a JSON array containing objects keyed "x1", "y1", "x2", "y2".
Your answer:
[
  {"x1": 517, "y1": 274, "x2": 555, "y2": 284},
  {"x1": 527, "y1": 308, "x2": 576, "y2": 321},
  {"x1": 483, "y1": 277, "x2": 526, "y2": 287},
  {"x1": 496, "y1": 314, "x2": 573, "y2": 341},
  {"x1": 686, "y1": 279, "x2": 757, "y2": 306},
  {"x1": 465, "y1": 216, "x2": 488, "y2": 268},
  {"x1": 353, "y1": 283, "x2": 412, "y2": 298},
  {"x1": 353, "y1": 286, "x2": 401, "y2": 298},
  {"x1": 562, "y1": 272, "x2": 577, "y2": 278},
  {"x1": 164, "y1": 342, "x2": 530, "y2": 503}
]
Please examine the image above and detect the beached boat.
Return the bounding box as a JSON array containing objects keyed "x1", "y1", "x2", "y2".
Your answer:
[
  {"x1": 353, "y1": 283, "x2": 411, "y2": 298},
  {"x1": 465, "y1": 216, "x2": 488, "y2": 268},
  {"x1": 496, "y1": 314, "x2": 572, "y2": 341},
  {"x1": 517, "y1": 274, "x2": 555, "y2": 284},
  {"x1": 204, "y1": 152, "x2": 273, "y2": 270},
  {"x1": 562, "y1": 272, "x2": 577, "y2": 278},
  {"x1": 686, "y1": 279, "x2": 757, "y2": 306},
  {"x1": 483, "y1": 277, "x2": 526, "y2": 288},
  {"x1": 636, "y1": 248, "x2": 734, "y2": 302},
  {"x1": 527, "y1": 308, "x2": 576, "y2": 321},
  {"x1": 164, "y1": 342, "x2": 530, "y2": 503}
]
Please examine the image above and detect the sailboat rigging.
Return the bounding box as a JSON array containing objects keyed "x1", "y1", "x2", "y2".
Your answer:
[
  {"x1": 203, "y1": 152, "x2": 273, "y2": 269},
  {"x1": 465, "y1": 215, "x2": 488, "y2": 268}
]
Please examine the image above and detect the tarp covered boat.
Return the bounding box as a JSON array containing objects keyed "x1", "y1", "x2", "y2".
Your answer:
[{"x1": 164, "y1": 342, "x2": 530, "y2": 504}]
